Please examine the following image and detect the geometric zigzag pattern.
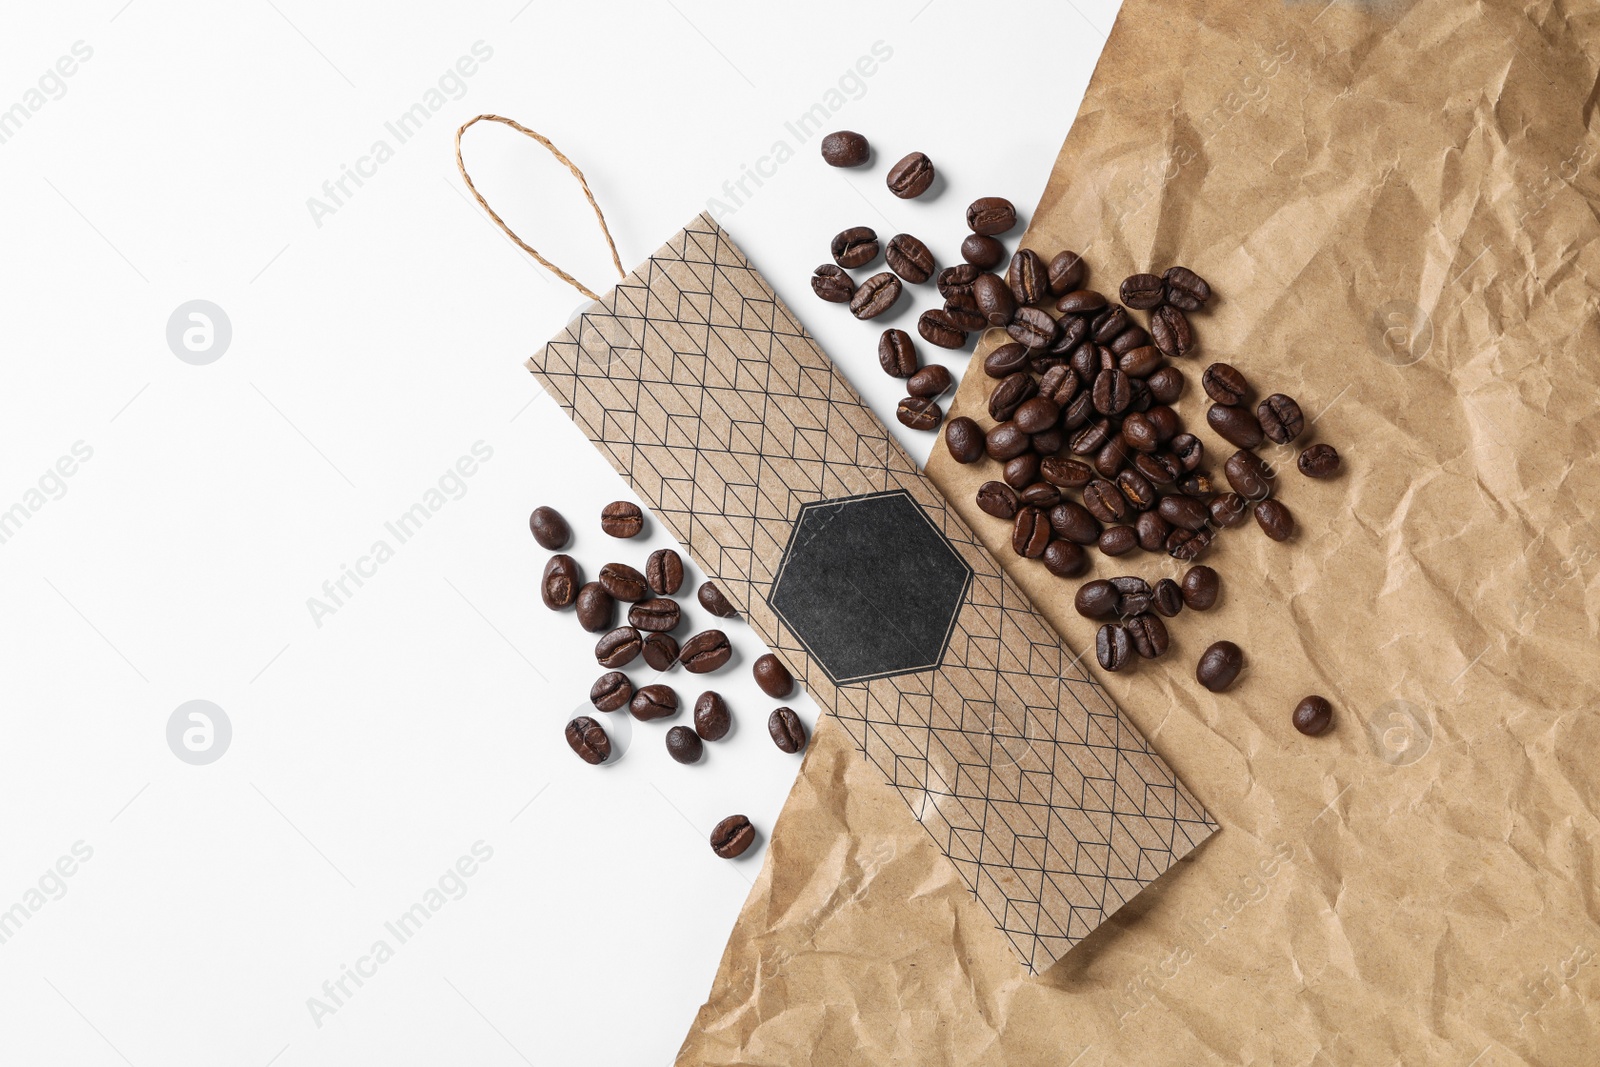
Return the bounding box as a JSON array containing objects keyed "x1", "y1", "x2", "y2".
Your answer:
[{"x1": 528, "y1": 213, "x2": 1215, "y2": 973}]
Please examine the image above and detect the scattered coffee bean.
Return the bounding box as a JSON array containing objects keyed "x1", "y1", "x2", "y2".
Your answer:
[
  {"x1": 642, "y1": 632, "x2": 680, "y2": 671},
  {"x1": 962, "y1": 233, "x2": 1006, "y2": 269},
  {"x1": 590, "y1": 671, "x2": 633, "y2": 712},
  {"x1": 820, "y1": 130, "x2": 870, "y2": 167},
  {"x1": 666, "y1": 725, "x2": 704, "y2": 764},
  {"x1": 1097, "y1": 623, "x2": 1132, "y2": 671},
  {"x1": 1083, "y1": 479, "x2": 1129, "y2": 523},
  {"x1": 710, "y1": 814, "x2": 755, "y2": 858},
  {"x1": 907, "y1": 364, "x2": 951, "y2": 397},
  {"x1": 1056, "y1": 289, "x2": 1107, "y2": 315},
  {"x1": 542, "y1": 554, "x2": 580, "y2": 610},
  {"x1": 1004, "y1": 453, "x2": 1041, "y2": 488},
  {"x1": 945, "y1": 417, "x2": 984, "y2": 463},
  {"x1": 1177, "y1": 471, "x2": 1219, "y2": 499},
  {"x1": 1136, "y1": 510, "x2": 1172, "y2": 551},
  {"x1": 831, "y1": 226, "x2": 880, "y2": 269},
  {"x1": 1109, "y1": 575, "x2": 1151, "y2": 598},
  {"x1": 1042, "y1": 252, "x2": 1083, "y2": 296},
  {"x1": 1120, "y1": 273, "x2": 1166, "y2": 310},
  {"x1": 1181, "y1": 565, "x2": 1220, "y2": 609},
  {"x1": 753, "y1": 653, "x2": 794, "y2": 698},
  {"x1": 983, "y1": 341, "x2": 1031, "y2": 377},
  {"x1": 1167, "y1": 526, "x2": 1214, "y2": 560},
  {"x1": 851, "y1": 271, "x2": 903, "y2": 319},
  {"x1": 598, "y1": 561, "x2": 649, "y2": 601},
  {"x1": 886, "y1": 233, "x2": 935, "y2": 283},
  {"x1": 1254, "y1": 498, "x2": 1295, "y2": 541},
  {"x1": 1008, "y1": 250, "x2": 1049, "y2": 306},
  {"x1": 812, "y1": 264, "x2": 854, "y2": 303},
  {"x1": 575, "y1": 582, "x2": 615, "y2": 632},
  {"x1": 1075, "y1": 579, "x2": 1120, "y2": 618},
  {"x1": 1012, "y1": 507, "x2": 1051, "y2": 558},
  {"x1": 1126, "y1": 613, "x2": 1170, "y2": 659},
  {"x1": 1099, "y1": 525, "x2": 1138, "y2": 556},
  {"x1": 1170, "y1": 433, "x2": 1204, "y2": 471},
  {"x1": 768, "y1": 707, "x2": 807, "y2": 753},
  {"x1": 698, "y1": 582, "x2": 737, "y2": 618},
  {"x1": 973, "y1": 272, "x2": 1017, "y2": 327},
  {"x1": 937, "y1": 263, "x2": 980, "y2": 304},
  {"x1": 976, "y1": 480, "x2": 1020, "y2": 519},
  {"x1": 1293, "y1": 696, "x2": 1334, "y2": 736},
  {"x1": 876, "y1": 328, "x2": 918, "y2": 378},
  {"x1": 1257, "y1": 394, "x2": 1305, "y2": 444},
  {"x1": 1092, "y1": 369, "x2": 1132, "y2": 415},
  {"x1": 1036, "y1": 364, "x2": 1079, "y2": 405},
  {"x1": 629, "y1": 598, "x2": 681, "y2": 633},
  {"x1": 1118, "y1": 345, "x2": 1164, "y2": 378},
  {"x1": 1146, "y1": 365, "x2": 1186, "y2": 404},
  {"x1": 693, "y1": 691, "x2": 731, "y2": 741},
  {"x1": 1201, "y1": 363, "x2": 1250, "y2": 405},
  {"x1": 1041, "y1": 456, "x2": 1093, "y2": 490},
  {"x1": 680, "y1": 630, "x2": 733, "y2": 673},
  {"x1": 1013, "y1": 396, "x2": 1060, "y2": 434},
  {"x1": 1208, "y1": 403, "x2": 1265, "y2": 449},
  {"x1": 1196, "y1": 640, "x2": 1243, "y2": 691},
  {"x1": 1090, "y1": 305, "x2": 1130, "y2": 345},
  {"x1": 986, "y1": 421, "x2": 1031, "y2": 461},
  {"x1": 1134, "y1": 451, "x2": 1182, "y2": 485},
  {"x1": 942, "y1": 302, "x2": 987, "y2": 333},
  {"x1": 565, "y1": 716, "x2": 610, "y2": 764},
  {"x1": 596, "y1": 626, "x2": 643, "y2": 668},
  {"x1": 1116, "y1": 469, "x2": 1158, "y2": 511},
  {"x1": 1163, "y1": 266, "x2": 1211, "y2": 310},
  {"x1": 988, "y1": 372, "x2": 1037, "y2": 421},
  {"x1": 1007, "y1": 307, "x2": 1057, "y2": 350},
  {"x1": 1152, "y1": 578, "x2": 1184, "y2": 617},
  {"x1": 1224, "y1": 449, "x2": 1275, "y2": 500},
  {"x1": 1042, "y1": 539, "x2": 1088, "y2": 577},
  {"x1": 1298, "y1": 443, "x2": 1342, "y2": 479},
  {"x1": 646, "y1": 549, "x2": 685, "y2": 595},
  {"x1": 629, "y1": 683, "x2": 679, "y2": 721},
  {"x1": 896, "y1": 396, "x2": 942, "y2": 431},
  {"x1": 1109, "y1": 326, "x2": 1151, "y2": 355},
  {"x1": 1210, "y1": 492, "x2": 1250, "y2": 527},
  {"x1": 918, "y1": 308, "x2": 968, "y2": 349},
  {"x1": 600, "y1": 501, "x2": 645, "y2": 538},
  {"x1": 529, "y1": 506, "x2": 571, "y2": 549},
  {"x1": 1149, "y1": 305, "x2": 1194, "y2": 357},
  {"x1": 1047, "y1": 501, "x2": 1099, "y2": 545},
  {"x1": 967, "y1": 197, "x2": 1018, "y2": 235},
  {"x1": 886, "y1": 151, "x2": 935, "y2": 198},
  {"x1": 1158, "y1": 494, "x2": 1210, "y2": 531}
]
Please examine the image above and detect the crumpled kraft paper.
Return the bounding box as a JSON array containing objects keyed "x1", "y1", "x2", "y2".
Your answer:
[{"x1": 676, "y1": 0, "x2": 1600, "y2": 1062}]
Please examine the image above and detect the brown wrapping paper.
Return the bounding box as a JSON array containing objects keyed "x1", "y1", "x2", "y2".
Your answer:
[{"x1": 677, "y1": 0, "x2": 1600, "y2": 1062}]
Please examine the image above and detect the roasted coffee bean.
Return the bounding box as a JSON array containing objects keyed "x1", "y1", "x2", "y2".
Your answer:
[
  {"x1": 1093, "y1": 438, "x2": 1130, "y2": 480},
  {"x1": 629, "y1": 598, "x2": 682, "y2": 633},
  {"x1": 630, "y1": 682, "x2": 679, "y2": 721},
  {"x1": 976, "y1": 480, "x2": 1020, "y2": 519},
  {"x1": 937, "y1": 263, "x2": 980, "y2": 303},
  {"x1": 1117, "y1": 469, "x2": 1158, "y2": 511},
  {"x1": 886, "y1": 233, "x2": 935, "y2": 283},
  {"x1": 1047, "y1": 251, "x2": 1087, "y2": 294},
  {"x1": 1119, "y1": 589, "x2": 1154, "y2": 617},
  {"x1": 1163, "y1": 265, "x2": 1211, "y2": 310},
  {"x1": 1202, "y1": 362, "x2": 1250, "y2": 405},
  {"x1": 1135, "y1": 450, "x2": 1182, "y2": 485},
  {"x1": 598, "y1": 562, "x2": 649, "y2": 601},
  {"x1": 1070, "y1": 418, "x2": 1114, "y2": 456},
  {"x1": 831, "y1": 226, "x2": 879, "y2": 268},
  {"x1": 1075, "y1": 579, "x2": 1121, "y2": 618},
  {"x1": 541, "y1": 554, "x2": 580, "y2": 610},
  {"x1": 1109, "y1": 325, "x2": 1151, "y2": 355},
  {"x1": 820, "y1": 130, "x2": 870, "y2": 167},
  {"x1": 1120, "y1": 273, "x2": 1166, "y2": 310},
  {"x1": 1083, "y1": 479, "x2": 1129, "y2": 523},
  {"x1": 596, "y1": 626, "x2": 643, "y2": 668},
  {"x1": 1125, "y1": 377, "x2": 1153, "y2": 414},
  {"x1": 1118, "y1": 345, "x2": 1164, "y2": 378},
  {"x1": 966, "y1": 196, "x2": 1017, "y2": 236},
  {"x1": 1181, "y1": 565, "x2": 1219, "y2": 609},
  {"x1": 983, "y1": 342, "x2": 1030, "y2": 377},
  {"x1": 851, "y1": 271, "x2": 903, "y2": 319},
  {"x1": 575, "y1": 582, "x2": 615, "y2": 632},
  {"x1": 1099, "y1": 525, "x2": 1138, "y2": 556},
  {"x1": 886, "y1": 151, "x2": 935, "y2": 198},
  {"x1": 1008, "y1": 249, "x2": 1050, "y2": 305},
  {"x1": 1042, "y1": 539, "x2": 1089, "y2": 578},
  {"x1": 753, "y1": 653, "x2": 794, "y2": 698},
  {"x1": 1006, "y1": 307, "x2": 1057, "y2": 350},
  {"x1": 1293, "y1": 696, "x2": 1334, "y2": 736},
  {"x1": 907, "y1": 364, "x2": 951, "y2": 397},
  {"x1": 1097, "y1": 623, "x2": 1133, "y2": 672},
  {"x1": 667, "y1": 725, "x2": 704, "y2": 764},
  {"x1": 961, "y1": 233, "x2": 1006, "y2": 269},
  {"x1": 601, "y1": 501, "x2": 645, "y2": 538},
  {"x1": 1167, "y1": 526, "x2": 1214, "y2": 560},
  {"x1": 1146, "y1": 366, "x2": 1186, "y2": 404},
  {"x1": 643, "y1": 549, "x2": 684, "y2": 596},
  {"x1": 1062, "y1": 390, "x2": 1097, "y2": 432},
  {"x1": 1121, "y1": 411, "x2": 1161, "y2": 453},
  {"x1": 937, "y1": 301, "x2": 982, "y2": 334},
  {"x1": 710, "y1": 814, "x2": 755, "y2": 858},
  {"x1": 1196, "y1": 641, "x2": 1243, "y2": 692},
  {"x1": 698, "y1": 581, "x2": 737, "y2": 618},
  {"x1": 1092, "y1": 369, "x2": 1133, "y2": 416},
  {"x1": 1257, "y1": 394, "x2": 1305, "y2": 444},
  {"x1": 1254, "y1": 498, "x2": 1295, "y2": 541},
  {"x1": 1135, "y1": 510, "x2": 1171, "y2": 552},
  {"x1": 1003, "y1": 452, "x2": 1042, "y2": 489},
  {"x1": 590, "y1": 671, "x2": 633, "y2": 712},
  {"x1": 1013, "y1": 396, "x2": 1060, "y2": 435},
  {"x1": 529, "y1": 506, "x2": 571, "y2": 549},
  {"x1": 972, "y1": 272, "x2": 1017, "y2": 326},
  {"x1": 945, "y1": 417, "x2": 984, "y2": 463},
  {"x1": 1224, "y1": 449, "x2": 1275, "y2": 501},
  {"x1": 1035, "y1": 366, "x2": 1077, "y2": 407},
  {"x1": 693, "y1": 691, "x2": 731, "y2": 741},
  {"x1": 1126, "y1": 613, "x2": 1170, "y2": 659},
  {"x1": 681, "y1": 630, "x2": 733, "y2": 673},
  {"x1": 1208, "y1": 403, "x2": 1265, "y2": 449},
  {"x1": 1041, "y1": 457, "x2": 1094, "y2": 490},
  {"x1": 768, "y1": 707, "x2": 807, "y2": 753},
  {"x1": 896, "y1": 396, "x2": 942, "y2": 431},
  {"x1": 1170, "y1": 433, "x2": 1204, "y2": 472},
  {"x1": 986, "y1": 421, "x2": 1032, "y2": 461},
  {"x1": 1298, "y1": 443, "x2": 1342, "y2": 479},
  {"x1": 1047, "y1": 501, "x2": 1099, "y2": 545},
  {"x1": 1146, "y1": 405, "x2": 1180, "y2": 441},
  {"x1": 878, "y1": 328, "x2": 918, "y2": 378},
  {"x1": 642, "y1": 632, "x2": 680, "y2": 671},
  {"x1": 1055, "y1": 289, "x2": 1107, "y2": 315},
  {"x1": 812, "y1": 264, "x2": 854, "y2": 303},
  {"x1": 565, "y1": 716, "x2": 610, "y2": 765},
  {"x1": 1108, "y1": 575, "x2": 1150, "y2": 598},
  {"x1": 1029, "y1": 434, "x2": 1062, "y2": 463},
  {"x1": 1177, "y1": 471, "x2": 1219, "y2": 499},
  {"x1": 1012, "y1": 506, "x2": 1052, "y2": 558},
  {"x1": 918, "y1": 308, "x2": 968, "y2": 349},
  {"x1": 1067, "y1": 341, "x2": 1100, "y2": 383},
  {"x1": 1090, "y1": 305, "x2": 1130, "y2": 345},
  {"x1": 1149, "y1": 305, "x2": 1194, "y2": 357},
  {"x1": 1050, "y1": 314, "x2": 1090, "y2": 355},
  {"x1": 1152, "y1": 578, "x2": 1184, "y2": 617},
  {"x1": 1210, "y1": 492, "x2": 1250, "y2": 527},
  {"x1": 1019, "y1": 482, "x2": 1060, "y2": 509}
]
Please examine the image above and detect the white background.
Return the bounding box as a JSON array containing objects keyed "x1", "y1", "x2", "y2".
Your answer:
[{"x1": 0, "y1": 2, "x2": 1119, "y2": 1063}]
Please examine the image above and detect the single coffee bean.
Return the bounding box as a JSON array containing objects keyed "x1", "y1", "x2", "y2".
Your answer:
[
  {"x1": 1177, "y1": 470, "x2": 1219, "y2": 499},
  {"x1": 541, "y1": 554, "x2": 580, "y2": 610},
  {"x1": 681, "y1": 630, "x2": 733, "y2": 673},
  {"x1": 983, "y1": 342, "x2": 1030, "y2": 378},
  {"x1": 1202, "y1": 362, "x2": 1250, "y2": 405},
  {"x1": 693, "y1": 691, "x2": 731, "y2": 741},
  {"x1": 918, "y1": 308, "x2": 968, "y2": 349},
  {"x1": 1089, "y1": 304, "x2": 1130, "y2": 345},
  {"x1": 1003, "y1": 453, "x2": 1042, "y2": 489},
  {"x1": 1145, "y1": 405, "x2": 1180, "y2": 440},
  {"x1": 1109, "y1": 575, "x2": 1150, "y2": 597},
  {"x1": 1055, "y1": 289, "x2": 1107, "y2": 315},
  {"x1": 1163, "y1": 265, "x2": 1211, "y2": 310},
  {"x1": 1210, "y1": 492, "x2": 1250, "y2": 527},
  {"x1": 598, "y1": 561, "x2": 649, "y2": 602},
  {"x1": 1006, "y1": 307, "x2": 1057, "y2": 350},
  {"x1": 1135, "y1": 450, "x2": 1182, "y2": 485},
  {"x1": 1254, "y1": 498, "x2": 1295, "y2": 541},
  {"x1": 989, "y1": 373, "x2": 1038, "y2": 421},
  {"x1": 1012, "y1": 506, "x2": 1051, "y2": 558},
  {"x1": 1092, "y1": 369, "x2": 1133, "y2": 415},
  {"x1": 937, "y1": 263, "x2": 981, "y2": 304},
  {"x1": 645, "y1": 548, "x2": 684, "y2": 596},
  {"x1": 1120, "y1": 273, "x2": 1166, "y2": 310},
  {"x1": 710, "y1": 814, "x2": 755, "y2": 858},
  {"x1": 1083, "y1": 479, "x2": 1129, "y2": 523},
  {"x1": 1152, "y1": 578, "x2": 1184, "y2": 617},
  {"x1": 666, "y1": 725, "x2": 704, "y2": 764},
  {"x1": 596, "y1": 626, "x2": 643, "y2": 668},
  {"x1": 697, "y1": 581, "x2": 737, "y2": 618},
  {"x1": 831, "y1": 226, "x2": 879, "y2": 268},
  {"x1": 1097, "y1": 623, "x2": 1133, "y2": 672},
  {"x1": 1170, "y1": 433, "x2": 1204, "y2": 472},
  {"x1": 1109, "y1": 325, "x2": 1151, "y2": 355},
  {"x1": 967, "y1": 196, "x2": 1018, "y2": 236},
  {"x1": 1067, "y1": 341, "x2": 1100, "y2": 383},
  {"x1": 1094, "y1": 437, "x2": 1132, "y2": 478},
  {"x1": 630, "y1": 683, "x2": 679, "y2": 721},
  {"x1": 1167, "y1": 525, "x2": 1215, "y2": 560},
  {"x1": 896, "y1": 396, "x2": 942, "y2": 431},
  {"x1": 1257, "y1": 394, "x2": 1305, "y2": 444},
  {"x1": 1047, "y1": 251, "x2": 1086, "y2": 295},
  {"x1": 1135, "y1": 510, "x2": 1171, "y2": 552},
  {"x1": 1121, "y1": 412, "x2": 1161, "y2": 454},
  {"x1": 943, "y1": 302, "x2": 989, "y2": 335},
  {"x1": 1013, "y1": 396, "x2": 1060, "y2": 434},
  {"x1": 1008, "y1": 250, "x2": 1049, "y2": 305},
  {"x1": 629, "y1": 597, "x2": 682, "y2": 633},
  {"x1": 1041, "y1": 456, "x2": 1093, "y2": 490},
  {"x1": 1019, "y1": 482, "x2": 1060, "y2": 509},
  {"x1": 878, "y1": 328, "x2": 918, "y2": 378},
  {"x1": 812, "y1": 264, "x2": 854, "y2": 303},
  {"x1": 1042, "y1": 539, "x2": 1089, "y2": 578},
  {"x1": 1031, "y1": 427, "x2": 1065, "y2": 456},
  {"x1": 907, "y1": 364, "x2": 951, "y2": 398},
  {"x1": 1208, "y1": 403, "x2": 1265, "y2": 449},
  {"x1": 1149, "y1": 306, "x2": 1193, "y2": 358},
  {"x1": 1181, "y1": 565, "x2": 1220, "y2": 609},
  {"x1": 1070, "y1": 417, "x2": 1113, "y2": 456},
  {"x1": 1036, "y1": 365, "x2": 1078, "y2": 406},
  {"x1": 886, "y1": 151, "x2": 935, "y2": 198},
  {"x1": 575, "y1": 582, "x2": 615, "y2": 632},
  {"x1": 768, "y1": 707, "x2": 807, "y2": 753},
  {"x1": 529, "y1": 506, "x2": 571, "y2": 549},
  {"x1": 961, "y1": 233, "x2": 1006, "y2": 269},
  {"x1": 642, "y1": 632, "x2": 680, "y2": 671},
  {"x1": 820, "y1": 130, "x2": 870, "y2": 167},
  {"x1": 1118, "y1": 345, "x2": 1164, "y2": 378},
  {"x1": 590, "y1": 671, "x2": 633, "y2": 712},
  {"x1": 753, "y1": 653, "x2": 794, "y2": 698},
  {"x1": 986, "y1": 421, "x2": 1031, "y2": 461},
  {"x1": 1074, "y1": 579, "x2": 1120, "y2": 619},
  {"x1": 1050, "y1": 315, "x2": 1091, "y2": 356},
  {"x1": 600, "y1": 501, "x2": 645, "y2": 538},
  {"x1": 1196, "y1": 641, "x2": 1243, "y2": 692},
  {"x1": 1298, "y1": 443, "x2": 1342, "y2": 478},
  {"x1": 1125, "y1": 376, "x2": 1153, "y2": 413},
  {"x1": 1117, "y1": 469, "x2": 1158, "y2": 511},
  {"x1": 1158, "y1": 494, "x2": 1209, "y2": 531},
  {"x1": 851, "y1": 271, "x2": 903, "y2": 319},
  {"x1": 1293, "y1": 696, "x2": 1334, "y2": 736},
  {"x1": 945, "y1": 417, "x2": 984, "y2": 463},
  {"x1": 886, "y1": 233, "x2": 935, "y2": 283},
  {"x1": 1224, "y1": 448, "x2": 1275, "y2": 500},
  {"x1": 1049, "y1": 501, "x2": 1100, "y2": 544},
  {"x1": 1119, "y1": 589, "x2": 1154, "y2": 617},
  {"x1": 973, "y1": 272, "x2": 1017, "y2": 326},
  {"x1": 1146, "y1": 366, "x2": 1186, "y2": 404},
  {"x1": 1099, "y1": 525, "x2": 1138, "y2": 556},
  {"x1": 1126, "y1": 613, "x2": 1170, "y2": 658},
  {"x1": 976, "y1": 480, "x2": 1020, "y2": 519},
  {"x1": 565, "y1": 715, "x2": 610, "y2": 764}
]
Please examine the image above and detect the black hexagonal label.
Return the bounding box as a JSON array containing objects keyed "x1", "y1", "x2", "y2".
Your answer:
[{"x1": 769, "y1": 490, "x2": 973, "y2": 686}]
